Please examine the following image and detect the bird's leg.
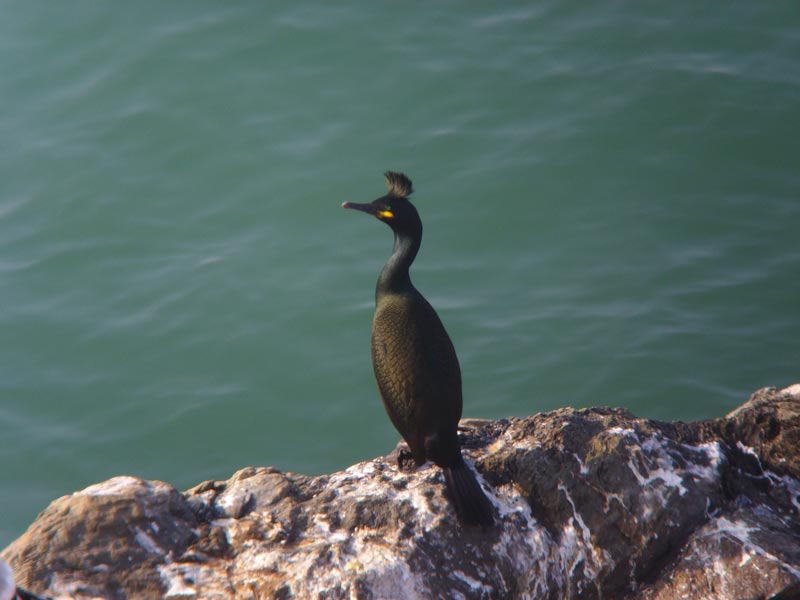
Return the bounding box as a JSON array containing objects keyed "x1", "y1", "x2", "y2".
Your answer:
[
  {"x1": 397, "y1": 446, "x2": 418, "y2": 473},
  {"x1": 390, "y1": 441, "x2": 419, "y2": 473}
]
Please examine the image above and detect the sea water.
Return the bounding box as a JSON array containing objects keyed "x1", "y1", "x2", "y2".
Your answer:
[{"x1": 1, "y1": 2, "x2": 798, "y2": 546}]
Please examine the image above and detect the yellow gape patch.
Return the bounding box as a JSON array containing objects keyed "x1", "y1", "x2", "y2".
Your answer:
[{"x1": 377, "y1": 210, "x2": 394, "y2": 219}]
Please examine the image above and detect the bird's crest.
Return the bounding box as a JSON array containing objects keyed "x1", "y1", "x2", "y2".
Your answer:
[{"x1": 384, "y1": 171, "x2": 413, "y2": 198}]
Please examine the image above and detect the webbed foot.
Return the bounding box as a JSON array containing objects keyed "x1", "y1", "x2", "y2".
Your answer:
[{"x1": 392, "y1": 442, "x2": 418, "y2": 473}]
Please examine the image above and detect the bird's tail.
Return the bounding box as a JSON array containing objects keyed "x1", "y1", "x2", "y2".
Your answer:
[{"x1": 442, "y1": 455, "x2": 494, "y2": 527}]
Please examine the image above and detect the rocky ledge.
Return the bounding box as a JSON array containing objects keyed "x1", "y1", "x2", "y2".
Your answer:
[{"x1": 3, "y1": 385, "x2": 800, "y2": 600}]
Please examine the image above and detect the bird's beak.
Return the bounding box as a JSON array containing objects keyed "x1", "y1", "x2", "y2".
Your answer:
[
  {"x1": 342, "y1": 202, "x2": 394, "y2": 220},
  {"x1": 342, "y1": 201, "x2": 375, "y2": 214}
]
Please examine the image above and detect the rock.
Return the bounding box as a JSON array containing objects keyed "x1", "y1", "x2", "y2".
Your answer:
[
  {"x1": 1, "y1": 557, "x2": 14, "y2": 600},
  {"x1": 1, "y1": 556, "x2": 48, "y2": 600},
  {"x1": 2, "y1": 385, "x2": 799, "y2": 600}
]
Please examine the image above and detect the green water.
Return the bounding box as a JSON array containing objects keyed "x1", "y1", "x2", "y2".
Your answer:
[{"x1": 2, "y1": 3, "x2": 799, "y2": 547}]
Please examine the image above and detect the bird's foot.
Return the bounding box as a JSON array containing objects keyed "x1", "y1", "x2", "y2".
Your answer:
[
  {"x1": 397, "y1": 449, "x2": 418, "y2": 473},
  {"x1": 391, "y1": 442, "x2": 418, "y2": 473}
]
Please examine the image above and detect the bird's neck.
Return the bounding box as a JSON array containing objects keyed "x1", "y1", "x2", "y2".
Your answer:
[{"x1": 376, "y1": 229, "x2": 421, "y2": 297}]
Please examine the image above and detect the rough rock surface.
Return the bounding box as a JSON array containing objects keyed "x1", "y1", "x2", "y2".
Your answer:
[{"x1": 3, "y1": 385, "x2": 799, "y2": 600}]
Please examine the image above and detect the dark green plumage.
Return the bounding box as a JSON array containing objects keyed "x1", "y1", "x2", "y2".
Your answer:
[{"x1": 343, "y1": 171, "x2": 494, "y2": 527}]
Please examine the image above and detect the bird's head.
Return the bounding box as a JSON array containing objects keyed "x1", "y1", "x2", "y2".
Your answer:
[{"x1": 342, "y1": 171, "x2": 421, "y2": 235}]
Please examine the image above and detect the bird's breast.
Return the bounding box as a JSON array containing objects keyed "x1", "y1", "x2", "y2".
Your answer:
[{"x1": 370, "y1": 292, "x2": 462, "y2": 407}]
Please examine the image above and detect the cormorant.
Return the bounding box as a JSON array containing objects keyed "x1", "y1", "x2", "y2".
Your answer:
[{"x1": 342, "y1": 171, "x2": 494, "y2": 527}]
